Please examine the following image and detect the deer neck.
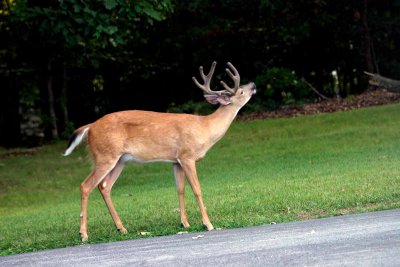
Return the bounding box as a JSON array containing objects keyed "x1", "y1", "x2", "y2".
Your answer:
[{"x1": 205, "y1": 104, "x2": 241, "y2": 143}]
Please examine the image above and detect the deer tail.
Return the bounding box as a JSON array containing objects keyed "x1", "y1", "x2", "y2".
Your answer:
[{"x1": 63, "y1": 124, "x2": 91, "y2": 156}]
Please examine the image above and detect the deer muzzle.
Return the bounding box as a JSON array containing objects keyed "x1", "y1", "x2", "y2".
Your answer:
[{"x1": 250, "y1": 82, "x2": 257, "y2": 95}]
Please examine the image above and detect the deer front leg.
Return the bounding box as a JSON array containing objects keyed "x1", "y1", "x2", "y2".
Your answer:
[
  {"x1": 173, "y1": 163, "x2": 190, "y2": 228},
  {"x1": 180, "y1": 159, "x2": 214, "y2": 231}
]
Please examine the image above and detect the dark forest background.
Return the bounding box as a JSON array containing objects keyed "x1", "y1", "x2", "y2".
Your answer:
[{"x1": 1, "y1": 0, "x2": 399, "y2": 147}]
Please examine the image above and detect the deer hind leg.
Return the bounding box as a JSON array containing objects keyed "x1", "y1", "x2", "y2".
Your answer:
[
  {"x1": 98, "y1": 159, "x2": 127, "y2": 234},
  {"x1": 180, "y1": 159, "x2": 214, "y2": 231},
  {"x1": 173, "y1": 163, "x2": 190, "y2": 228},
  {"x1": 80, "y1": 161, "x2": 117, "y2": 242}
]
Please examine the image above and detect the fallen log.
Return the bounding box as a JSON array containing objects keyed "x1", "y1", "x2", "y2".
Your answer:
[{"x1": 364, "y1": 71, "x2": 400, "y2": 93}]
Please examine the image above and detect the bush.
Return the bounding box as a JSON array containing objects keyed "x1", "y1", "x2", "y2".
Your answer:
[{"x1": 253, "y1": 67, "x2": 311, "y2": 110}]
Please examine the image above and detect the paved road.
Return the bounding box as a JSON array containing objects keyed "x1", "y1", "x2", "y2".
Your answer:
[{"x1": 2, "y1": 209, "x2": 400, "y2": 266}]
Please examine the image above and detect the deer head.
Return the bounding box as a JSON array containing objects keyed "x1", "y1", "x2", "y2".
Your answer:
[{"x1": 192, "y1": 61, "x2": 256, "y2": 107}]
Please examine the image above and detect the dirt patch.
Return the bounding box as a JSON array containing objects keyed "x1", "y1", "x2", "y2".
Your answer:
[{"x1": 240, "y1": 89, "x2": 400, "y2": 120}]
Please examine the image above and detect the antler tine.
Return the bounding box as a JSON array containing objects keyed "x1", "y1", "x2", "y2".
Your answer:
[
  {"x1": 220, "y1": 62, "x2": 241, "y2": 94},
  {"x1": 192, "y1": 62, "x2": 215, "y2": 94},
  {"x1": 192, "y1": 61, "x2": 231, "y2": 95}
]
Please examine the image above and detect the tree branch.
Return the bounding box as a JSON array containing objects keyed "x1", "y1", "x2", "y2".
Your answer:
[{"x1": 301, "y1": 78, "x2": 329, "y2": 100}]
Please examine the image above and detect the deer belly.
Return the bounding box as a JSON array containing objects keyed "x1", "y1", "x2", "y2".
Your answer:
[
  {"x1": 122, "y1": 136, "x2": 180, "y2": 163},
  {"x1": 120, "y1": 153, "x2": 177, "y2": 164}
]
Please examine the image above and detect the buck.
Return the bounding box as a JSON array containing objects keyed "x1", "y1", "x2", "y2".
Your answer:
[{"x1": 64, "y1": 61, "x2": 256, "y2": 241}]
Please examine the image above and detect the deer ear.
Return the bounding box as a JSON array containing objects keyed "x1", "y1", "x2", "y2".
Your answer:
[
  {"x1": 204, "y1": 94, "x2": 219, "y2": 105},
  {"x1": 204, "y1": 94, "x2": 232, "y2": 105}
]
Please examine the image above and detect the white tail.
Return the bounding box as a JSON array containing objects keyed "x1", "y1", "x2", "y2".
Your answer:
[
  {"x1": 65, "y1": 62, "x2": 256, "y2": 241},
  {"x1": 63, "y1": 126, "x2": 90, "y2": 156}
]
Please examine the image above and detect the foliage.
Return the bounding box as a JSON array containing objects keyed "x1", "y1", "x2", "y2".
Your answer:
[
  {"x1": 254, "y1": 67, "x2": 310, "y2": 109},
  {"x1": 0, "y1": 0, "x2": 173, "y2": 145},
  {"x1": 1, "y1": 0, "x2": 400, "y2": 146},
  {"x1": 1, "y1": 104, "x2": 400, "y2": 255},
  {"x1": 7, "y1": 0, "x2": 173, "y2": 50}
]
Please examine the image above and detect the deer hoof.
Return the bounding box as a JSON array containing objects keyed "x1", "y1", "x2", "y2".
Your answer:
[
  {"x1": 118, "y1": 227, "x2": 128, "y2": 234},
  {"x1": 204, "y1": 223, "x2": 214, "y2": 231},
  {"x1": 80, "y1": 232, "x2": 88, "y2": 242},
  {"x1": 181, "y1": 221, "x2": 190, "y2": 228}
]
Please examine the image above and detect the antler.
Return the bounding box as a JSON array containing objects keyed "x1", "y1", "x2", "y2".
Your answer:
[
  {"x1": 192, "y1": 61, "x2": 237, "y2": 96},
  {"x1": 220, "y1": 62, "x2": 241, "y2": 94}
]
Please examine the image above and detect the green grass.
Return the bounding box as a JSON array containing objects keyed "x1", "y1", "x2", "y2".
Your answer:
[{"x1": 1, "y1": 104, "x2": 400, "y2": 255}]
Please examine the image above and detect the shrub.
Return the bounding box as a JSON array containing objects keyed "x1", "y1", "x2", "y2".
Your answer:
[{"x1": 253, "y1": 67, "x2": 311, "y2": 110}]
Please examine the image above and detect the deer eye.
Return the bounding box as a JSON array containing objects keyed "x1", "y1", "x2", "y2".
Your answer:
[{"x1": 240, "y1": 90, "x2": 244, "y2": 95}]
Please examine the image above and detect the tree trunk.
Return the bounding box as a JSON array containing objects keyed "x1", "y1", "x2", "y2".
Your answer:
[
  {"x1": 47, "y1": 60, "x2": 59, "y2": 140},
  {"x1": 61, "y1": 62, "x2": 70, "y2": 130},
  {"x1": 362, "y1": 0, "x2": 375, "y2": 73}
]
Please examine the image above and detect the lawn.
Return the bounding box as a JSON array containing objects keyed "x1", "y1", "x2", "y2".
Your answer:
[{"x1": 1, "y1": 104, "x2": 400, "y2": 255}]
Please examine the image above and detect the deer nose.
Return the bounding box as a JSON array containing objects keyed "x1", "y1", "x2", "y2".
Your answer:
[{"x1": 250, "y1": 82, "x2": 256, "y2": 94}]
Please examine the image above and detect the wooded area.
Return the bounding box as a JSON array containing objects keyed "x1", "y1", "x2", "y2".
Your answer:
[{"x1": 1, "y1": 0, "x2": 399, "y2": 147}]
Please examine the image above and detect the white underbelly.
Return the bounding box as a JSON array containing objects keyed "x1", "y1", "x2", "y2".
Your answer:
[{"x1": 120, "y1": 153, "x2": 177, "y2": 164}]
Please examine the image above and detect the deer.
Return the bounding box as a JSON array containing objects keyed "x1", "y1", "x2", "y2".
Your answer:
[{"x1": 64, "y1": 61, "x2": 256, "y2": 241}]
